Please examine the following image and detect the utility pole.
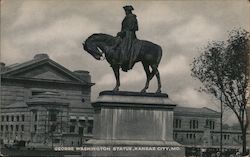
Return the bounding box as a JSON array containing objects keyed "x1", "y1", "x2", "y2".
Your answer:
[
  {"x1": 220, "y1": 92, "x2": 223, "y2": 157},
  {"x1": 0, "y1": 63, "x2": 3, "y2": 155}
]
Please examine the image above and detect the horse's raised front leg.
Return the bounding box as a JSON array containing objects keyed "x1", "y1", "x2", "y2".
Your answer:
[
  {"x1": 141, "y1": 63, "x2": 150, "y2": 93},
  {"x1": 112, "y1": 65, "x2": 120, "y2": 92}
]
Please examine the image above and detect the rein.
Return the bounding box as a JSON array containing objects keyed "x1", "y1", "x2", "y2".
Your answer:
[
  {"x1": 97, "y1": 46, "x2": 106, "y2": 61},
  {"x1": 100, "y1": 53, "x2": 106, "y2": 61}
]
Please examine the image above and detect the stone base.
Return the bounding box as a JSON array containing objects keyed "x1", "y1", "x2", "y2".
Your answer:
[{"x1": 85, "y1": 91, "x2": 184, "y2": 157}]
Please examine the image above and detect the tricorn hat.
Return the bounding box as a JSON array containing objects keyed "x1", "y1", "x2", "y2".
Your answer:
[{"x1": 123, "y1": 5, "x2": 134, "y2": 11}]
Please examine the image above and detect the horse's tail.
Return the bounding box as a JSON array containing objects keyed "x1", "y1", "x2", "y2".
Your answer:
[{"x1": 156, "y1": 45, "x2": 162, "y2": 67}]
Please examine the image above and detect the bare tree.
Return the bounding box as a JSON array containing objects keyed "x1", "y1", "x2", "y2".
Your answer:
[{"x1": 191, "y1": 29, "x2": 249, "y2": 155}]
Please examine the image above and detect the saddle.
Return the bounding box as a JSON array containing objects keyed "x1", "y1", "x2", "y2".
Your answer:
[{"x1": 110, "y1": 38, "x2": 142, "y2": 72}]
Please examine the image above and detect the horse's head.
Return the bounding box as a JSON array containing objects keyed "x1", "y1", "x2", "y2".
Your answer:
[
  {"x1": 83, "y1": 33, "x2": 114, "y2": 60},
  {"x1": 83, "y1": 39, "x2": 102, "y2": 60}
]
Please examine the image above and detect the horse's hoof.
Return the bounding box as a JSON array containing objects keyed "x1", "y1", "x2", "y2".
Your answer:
[
  {"x1": 156, "y1": 89, "x2": 161, "y2": 93},
  {"x1": 112, "y1": 88, "x2": 119, "y2": 92},
  {"x1": 140, "y1": 89, "x2": 146, "y2": 93}
]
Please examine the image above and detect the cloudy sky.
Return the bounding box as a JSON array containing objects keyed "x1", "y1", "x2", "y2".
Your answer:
[{"x1": 1, "y1": 0, "x2": 249, "y2": 123}]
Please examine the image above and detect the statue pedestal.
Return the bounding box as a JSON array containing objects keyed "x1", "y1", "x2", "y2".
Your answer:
[{"x1": 85, "y1": 91, "x2": 184, "y2": 157}]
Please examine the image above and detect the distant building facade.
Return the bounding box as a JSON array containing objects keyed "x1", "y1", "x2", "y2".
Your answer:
[
  {"x1": 0, "y1": 54, "x2": 94, "y2": 148},
  {"x1": 173, "y1": 107, "x2": 242, "y2": 148}
]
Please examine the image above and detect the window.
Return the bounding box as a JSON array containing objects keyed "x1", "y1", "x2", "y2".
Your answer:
[
  {"x1": 5, "y1": 125, "x2": 8, "y2": 131},
  {"x1": 78, "y1": 127, "x2": 84, "y2": 135},
  {"x1": 1, "y1": 125, "x2": 3, "y2": 131},
  {"x1": 6, "y1": 115, "x2": 9, "y2": 122},
  {"x1": 70, "y1": 116, "x2": 77, "y2": 122},
  {"x1": 16, "y1": 125, "x2": 19, "y2": 131},
  {"x1": 49, "y1": 110, "x2": 57, "y2": 122},
  {"x1": 206, "y1": 119, "x2": 215, "y2": 130},
  {"x1": 190, "y1": 120, "x2": 198, "y2": 129},
  {"x1": 186, "y1": 133, "x2": 196, "y2": 140},
  {"x1": 238, "y1": 135, "x2": 241, "y2": 140},
  {"x1": 70, "y1": 126, "x2": 75, "y2": 133},
  {"x1": 50, "y1": 124, "x2": 56, "y2": 132},
  {"x1": 223, "y1": 134, "x2": 230, "y2": 140},
  {"x1": 35, "y1": 114, "x2": 37, "y2": 121},
  {"x1": 34, "y1": 125, "x2": 37, "y2": 132},
  {"x1": 79, "y1": 117, "x2": 86, "y2": 124},
  {"x1": 22, "y1": 115, "x2": 25, "y2": 121},
  {"x1": 87, "y1": 120, "x2": 93, "y2": 134},
  {"x1": 174, "y1": 133, "x2": 178, "y2": 139},
  {"x1": 21, "y1": 125, "x2": 24, "y2": 131},
  {"x1": 1, "y1": 115, "x2": 4, "y2": 121},
  {"x1": 11, "y1": 115, "x2": 14, "y2": 121},
  {"x1": 10, "y1": 125, "x2": 13, "y2": 131},
  {"x1": 16, "y1": 116, "x2": 19, "y2": 122},
  {"x1": 174, "y1": 119, "x2": 182, "y2": 128},
  {"x1": 190, "y1": 134, "x2": 193, "y2": 139},
  {"x1": 53, "y1": 139, "x2": 60, "y2": 143}
]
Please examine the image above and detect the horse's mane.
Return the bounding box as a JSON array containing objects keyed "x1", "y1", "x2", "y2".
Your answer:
[{"x1": 86, "y1": 33, "x2": 116, "y2": 46}]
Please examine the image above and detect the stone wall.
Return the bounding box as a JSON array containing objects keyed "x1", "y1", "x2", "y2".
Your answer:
[
  {"x1": 1, "y1": 80, "x2": 92, "y2": 110},
  {"x1": 1, "y1": 85, "x2": 28, "y2": 107}
]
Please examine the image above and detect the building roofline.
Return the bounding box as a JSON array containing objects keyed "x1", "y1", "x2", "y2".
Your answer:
[{"x1": 1, "y1": 54, "x2": 95, "y2": 86}]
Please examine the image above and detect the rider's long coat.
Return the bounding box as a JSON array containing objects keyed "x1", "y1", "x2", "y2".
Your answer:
[{"x1": 119, "y1": 13, "x2": 138, "y2": 71}]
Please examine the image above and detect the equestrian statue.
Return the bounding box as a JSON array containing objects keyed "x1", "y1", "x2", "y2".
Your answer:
[{"x1": 82, "y1": 5, "x2": 163, "y2": 93}]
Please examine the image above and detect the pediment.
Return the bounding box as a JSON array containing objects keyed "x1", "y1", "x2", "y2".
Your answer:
[
  {"x1": 30, "y1": 69, "x2": 69, "y2": 81},
  {"x1": 13, "y1": 63, "x2": 76, "y2": 82},
  {"x1": 1, "y1": 56, "x2": 93, "y2": 86},
  {"x1": 3, "y1": 60, "x2": 85, "y2": 83}
]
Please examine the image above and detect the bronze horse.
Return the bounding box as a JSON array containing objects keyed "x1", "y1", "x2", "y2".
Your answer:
[{"x1": 83, "y1": 33, "x2": 162, "y2": 93}]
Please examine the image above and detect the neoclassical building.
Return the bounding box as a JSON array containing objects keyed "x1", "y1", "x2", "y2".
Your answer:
[
  {"x1": 0, "y1": 54, "x2": 94, "y2": 147},
  {"x1": 173, "y1": 106, "x2": 242, "y2": 148}
]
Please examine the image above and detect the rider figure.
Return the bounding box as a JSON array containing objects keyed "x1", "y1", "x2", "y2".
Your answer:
[{"x1": 114, "y1": 5, "x2": 138, "y2": 71}]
